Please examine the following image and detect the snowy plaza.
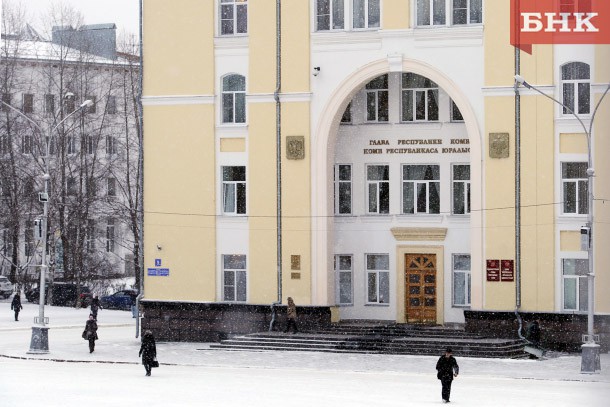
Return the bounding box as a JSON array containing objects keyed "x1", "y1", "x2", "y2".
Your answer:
[{"x1": 1, "y1": 302, "x2": 609, "y2": 406}]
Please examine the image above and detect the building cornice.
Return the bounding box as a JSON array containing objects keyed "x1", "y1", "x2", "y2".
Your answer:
[
  {"x1": 141, "y1": 95, "x2": 215, "y2": 106},
  {"x1": 391, "y1": 227, "x2": 448, "y2": 241},
  {"x1": 248, "y1": 92, "x2": 312, "y2": 104}
]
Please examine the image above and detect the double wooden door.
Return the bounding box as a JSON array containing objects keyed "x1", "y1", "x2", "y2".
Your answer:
[{"x1": 405, "y1": 254, "x2": 437, "y2": 324}]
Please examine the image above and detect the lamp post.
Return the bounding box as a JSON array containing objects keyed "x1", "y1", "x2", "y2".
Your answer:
[
  {"x1": 0, "y1": 96, "x2": 92, "y2": 353},
  {"x1": 515, "y1": 74, "x2": 610, "y2": 373}
]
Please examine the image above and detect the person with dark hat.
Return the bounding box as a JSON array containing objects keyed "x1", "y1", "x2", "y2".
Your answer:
[{"x1": 436, "y1": 347, "x2": 459, "y2": 403}]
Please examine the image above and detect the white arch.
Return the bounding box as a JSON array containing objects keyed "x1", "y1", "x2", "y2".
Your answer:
[{"x1": 310, "y1": 57, "x2": 484, "y2": 309}]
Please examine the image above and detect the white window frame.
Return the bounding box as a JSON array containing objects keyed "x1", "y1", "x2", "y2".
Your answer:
[
  {"x1": 221, "y1": 74, "x2": 246, "y2": 124},
  {"x1": 452, "y1": 164, "x2": 470, "y2": 215},
  {"x1": 365, "y1": 75, "x2": 389, "y2": 123},
  {"x1": 21, "y1": 134, "x2": 33, "y2": 154},
  {"x1": 401, "y1": 164, "x2": 440, "y2": 214},
  {"x1": 106, "y1": 95, "x2": 117, "y2": 114},
  {"x1": 334, "y1": 164, "x2": 352, "y2": 215},
  {"x1": 107, "y1": 177, "x2": 117, "y2": 198},
  {"x1": 365, "y1": 253, "x2": 390, "y2": 305},
  {"x1": 86, "y1": 219, "x2": 96, "y2": 252},
  {"x1": 223, "y1": 254, "x2": 247, "y2": 302},
  {"x1": 315, "y1": 0, "x2": 345, "y2": 31},
  {"x1": 416, "y1": 0, "x2": 446, "y2": 26},
  {"x1": 66, "y1": 136, "x2": 76, "y2": 155},
  {"x1": 561, "y1": 62, "x2": 590, "y2": 116},
  {"x1": 451, "y1": 0, "x2": 483, "y2": 25},
  {"x1": 44, "y1": 94, "x2": 55, "y2": 115},
  {"x1": 222, "y1": 166, "x2": 247, "y2": 215},
  {"x1": 106, "y1": 135, "x2": 117, "y2": 155},
  {"x1": 24, "y1": 221, "x2": 34, "y2": 257},
  {"x1": 452, "y1": 254, "x2": 471, "y2": 307},
  {"x1": 353, "y1": 0, "x2": 381, "y2": 30},
  {"x1": 401, "y1": 73, "x2": 439, "y2": 122},
  {"x1": 561, "y1": 162, "x2": 588, "y2": 215},
  {"x1": 561, "y1": 258, "x2": 588, "y2": 312},
  {"x1": 335, "y1": 254, "x2": 353, "y2": 305},
  {"x1": 416, "y1": 0, "x2": 483, "y2": 27},
  {"x1": 220, "y1": 0, "x2": 248, "y2": 36},
  {"x1": 106, "y1": 218, "x2": 115, "y2": 253},
  {"x1": 366, "y1": 164, "x2": 390, "y2": 215}
]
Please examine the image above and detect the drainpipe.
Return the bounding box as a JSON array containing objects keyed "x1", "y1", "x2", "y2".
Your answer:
[
  {"x1": 270, "y1": 0, "x2": 282, "y2": 331},
  {"x1": 135, "y1": 0, "x2": 145, "y2": 339}
]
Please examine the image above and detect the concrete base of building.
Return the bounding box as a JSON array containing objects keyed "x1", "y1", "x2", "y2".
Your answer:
[
  {"x1": 140, "y1": 300, "x2": 332, "y2": 342},
  {"x1": 464, "y1": 310, "x2": 610, "y2": 352}
]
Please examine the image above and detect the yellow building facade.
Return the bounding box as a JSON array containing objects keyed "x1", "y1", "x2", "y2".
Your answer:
[{"x1": 141, "y1": 1, "x2": 610, "y2": 345}]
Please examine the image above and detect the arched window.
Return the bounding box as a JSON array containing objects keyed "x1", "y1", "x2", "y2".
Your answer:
[
  {"x1": 222, "y1": 74, "x2": 246, "y2": 124},
  {"x1": 561, "y1": 62, "x2": 590, "y2": 115}
]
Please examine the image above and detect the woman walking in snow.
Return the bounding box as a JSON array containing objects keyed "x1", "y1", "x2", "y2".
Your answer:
[
  {"x1": 139, "y1": 330, "x2": 157, "y2": 376},
  {"x1": 11, "y1": 293, "x2": 23, "y2": 321},
  {"x1": 83, "y1": 314, "x2": 98, "y2": 353},
  {"x1": 284, "y1": 297, "x2": 298, "y2": 334}
]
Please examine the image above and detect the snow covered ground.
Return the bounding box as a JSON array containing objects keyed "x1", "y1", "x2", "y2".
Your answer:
[{"x1": 1, "y1": 301, "x2": 609, "y2": 406}]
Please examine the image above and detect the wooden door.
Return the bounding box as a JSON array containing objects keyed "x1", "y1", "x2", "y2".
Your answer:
[{"x1": 405, "y1": 254, "x2": 437, "y2": 324}]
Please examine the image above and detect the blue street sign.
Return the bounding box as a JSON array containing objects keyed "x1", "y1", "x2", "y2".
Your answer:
[{"x1": 147, "y1": 268, "x2": 170, "y2": 276}]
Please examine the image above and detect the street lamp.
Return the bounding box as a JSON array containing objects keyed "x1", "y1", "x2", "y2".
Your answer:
[
  {"x1": 515, "y1": 74, "x2": 610, "y2": 373},
  {"x1": 0, "y1": 96, "x2": 93, "y2": 353}
]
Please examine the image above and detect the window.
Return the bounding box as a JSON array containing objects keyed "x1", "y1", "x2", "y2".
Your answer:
[
  {"x1": 24, "y1": 221, "x2": 34, "y2": 257},
  {"x1": 106, "y1": 135, "x2": 117, "y2": 155},
  {"x1": 366, "y1": 164, "x2": 389, "y2": 214},
  {"x1": 66, "y1": 136, "x2": 76, "y2": 155},
  {"x1": 562, "y1": 162, "x2": 588, "y2": 214},
  {"x1": 562, "y1": 258, "x2": 588, "y2": 311},
  {"x1": 452, "y1": 0, "x2": 482, "y2": 25},
  {"x1": 316, "y1": 0, "x2": 344, "y2": 31},
  {"x1": 452, "y1": 254, "x2": 471, "y2": 306},
  {"x1": 562, "y1": 62, "x2": 590, "y2": 115},
  {"x1": 417, "y1": 0, "x2": 446, "y2": 26},
  {"x1": 106, "y1": 218, "x2": 115, "y2": 252},
  {"x1": 366, "y1": 75, "x2": 388, "y2": 122},
  {"x1": 85, "y1": 95, "x2": 96, "y2": 114},
  {"x1": 67, "y1": 177, "x2": 77, "y2": 196},
  {"x1": 402, "y1": 73, "x2": 439, "y2": 122},
  {"x1": 23, "y1": 93, "x2": 34, "y2": 113},
  {"x1": 222, "y1": 75, "x2": 246, "y2": 123},
  {"x1": 334, "y1": 164, "x2": 352, "y2": 215},
  {"x1": 452, "y1": 164, "x2": 470, "y2": 214},
  {"x1": 107, "y1": 177, "x2": 117, "y2": 198},
  {"x1": 1, "y1": 94, "x2": 10, "y2": 112},
  {"x1": 366, "y1": 254, "x2": 389, "y2": 304},
  {"x1": 341, "y1": 102, "x2": 352, "y2": 123},
  {"x1": 106, "y1": 96, "x2": 117, "y2": 114},
  {"x1": 44, "y1": 94, "x2": 55, "y2": 114},
  {"x1": 402, "y1": 165, "x2": 440, "y2": 214},
  {"x1": 0, "y1": 135, "x2": 8, "y2": 156},
  {"x1": 223, "y1": 254, "x2": 247, "y2": 301},
  {"x1": 21, "y1": 134, "x2": 33, "y2": 154},
  {"x1": 87, "y1": 178, "x2": 96, "y2": 197},
  {"x1": 222, "y1": 166, "x2": 246, "y2": 214},
  {"x1": 45, "y1": 136, "x2": 57, "y2": 156},
  {"x1": 353, "y1": 0, "x2": 380, "y2": 29},
  {"x1": 335, "y1": 254, "x2": 353, "y2": 305},
  {"x1": 83, "y1": 135, "x2": 95, "y2": 155},
  {"x1": 86, "y1": 219, "x2": 96, "y2": 252},
  {"x1": 450, "y1": 100, "x2": 464, "y2": 121},
  {"x1": 1, "y1": 228, "x2": 12, "y2": 256},
  {"x1": 220, "y1": 0, "x2": 248, "y2": 35},
  {"x1": 64, "y1": 96, "x2": 75, "y2": 113}
]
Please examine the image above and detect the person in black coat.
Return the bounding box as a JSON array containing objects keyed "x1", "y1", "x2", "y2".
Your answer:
[
  {"x1": 527, "y1": 320, "x2": 541, "y2": 347},
  {"x1": 83, "y1": 314, "x2": 98, "y2": 353},
  {"x1": 436, "y1": 347, "x2": 459, "y2": 403},
  {"x1": 11, "y1": 293, "x2": 23, "y2": 321},
  {"x1": 90, "y1": 295, "x2": 102, "y2": 320},
  {"x1": 139, "y1": 330, "x2": 157, "y2": 376}
]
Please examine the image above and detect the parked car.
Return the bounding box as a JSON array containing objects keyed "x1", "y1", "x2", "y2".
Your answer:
[
  {"x1": 26, "y1": 283, "x2": 92, "y2": 307},
  {"x1": 0, "y1": 276, "x2": 14, "y2": 299},
  {"x1": 100, "y1": 289, "x2": 138, "y2": 310}
]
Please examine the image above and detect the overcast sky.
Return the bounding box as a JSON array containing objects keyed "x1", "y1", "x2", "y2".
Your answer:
[{"x1": 6, "y1": 0, "x2": 140, "y2": 39}]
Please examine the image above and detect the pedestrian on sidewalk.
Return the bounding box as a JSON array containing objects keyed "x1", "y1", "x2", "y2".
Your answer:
[
  {"x1": 526, "y1": 319, "x2": 541, "y2": 347},
  {"x1": 90, "y1": 295, "x2": 102, "y2": 320},
  {"x1": 10, "y1": 293, "x2": 23, "y2": 321},
  {"x1": 284, "y1": 297, "x2": 298, "y2": 334},
  {"x1": 83, "y1": 314, "x2": 98, "y2": 353},
  {"x1": 139, "y1": 330, "x2": 157, "y2": 376},
  {"x1": 436, "y1": 347, "x2": 459, "y2": 403}
]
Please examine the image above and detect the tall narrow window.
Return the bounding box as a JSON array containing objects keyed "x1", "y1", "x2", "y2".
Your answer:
[
  {"x1": 334, "y1": 164, "x2": 352, "y2": 215},
  {"x1": 223, "y1": 254, "x2": 247, "y2": 301},
  {"x1": 106, "y1": 218, "x2": 115, "y2": 253},
  {"x1": 0, "y1": 134, "x2": 9, "y2": 156},
  {"x1": 562, "y1": 162, "x2": 588, "y2": 214},
  {"x1": 66, "y1": 136, "x2": 76, "y2": 155},
  {"x1": 24, "y1": 221, "x2": 34, "y2": 257},
  {"x1": 106, "y1": 96, "x2": 117, "y2": 114},
  {"x1": 366, "y1": 164, "x2": 390, "y2": 214},
  {"x1": 44, "y1": 94, "x2": 55, "y2": 114},
  {"x1": 402, "y1": 165, "x2": 440, "y2": 214},
  {"x1": 365, "y1": 75, "x2": 388, "y2": 122},
  {"x1": 222, "y1": 166, "x2": 246, "y2": 214},
  {"x1": 22, "y1": 93, "x2": 34, "y2": 113},
  {"x1": 316, "y1": 0, "x2": 344, "y2": 31},
  {"x1": 452, "y1": 254, "x2": 471, "y2": 306},
  {"x1": 402, "y1": 73, "x2": 439, "y2": 122},
  {"x1": 86, "y1": 178, "x2": 96, "y2": 197},
  {"x1": 452, "y1": 0, "x2": 482, "y2": 25},
  {"x1": 45, "y1": 136, "x2": 57, "y2": 156},
  {"x1": 562, "y1": 258, "x2": 588, "y2": 311},
  {"x1": 86, "y1": 219, "x2": 96, "y2": 252},
  {"x1": 64, "y1": 96, "x2": 75, "y2": 113},
  {"x1": 222, "y1": 74, "x2": 246, "y2": 123},
  {"x1": 452, "y1": 164, "x2": 470, "y2": 215},
  {"x1": 417, "y1": 0, "x2": 446, "y2": 26},
  {"x1": 335, "y1": 254, "x2": 353, "y2": 305},
  {"x1": 21, "y1": 134, "x2": 33, "y2": 154},
  {"x1": 1, "y1": 94, "x2": 11, "y2": 112},
  {"x1": 85, "y1": 95, "x2": 96, "y2": 113},
  {"x1": 107, "y1": 177, "x2": 117, "y2": 198},
  {"x1": 67, "y1": 177, "x2": 77, "y2": 196},
  {"x1": 83, "y1": 135, "x2": 95, "y2": 155},
  {"x1": 106, "y1": 135, "x2": 117, "y2": 155},
  {"x1": 562, "y1": 62, "x2": 590, "y2": 115},
  {"x1": 366, "y1": 254, "x2": 390, "y2": 304},
  {"x1": 353, "y1": 0, "x2": 380, "y2": 29},
  {"x1": 220, "y1": 0, "x2": 248, "y2": 35}
]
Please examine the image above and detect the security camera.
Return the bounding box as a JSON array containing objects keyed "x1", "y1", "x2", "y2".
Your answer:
[
  {"x1": 313, "y1": 67, "x2": 321, "y2": 77},
  {"x1": 156, "y1": 245, "x2": 162, "y2": 251}
]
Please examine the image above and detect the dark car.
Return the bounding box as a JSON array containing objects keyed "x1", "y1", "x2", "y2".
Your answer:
[
  {"x1": 26, "y1": 283, "x2": 92, "y2": 307},
  {"x1": 100, "y1": 289, "x2": 138, "y2": 310}
]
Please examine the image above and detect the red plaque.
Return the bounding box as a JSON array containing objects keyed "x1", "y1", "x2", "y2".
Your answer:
[
  {"x1": 501, "y1": 260, "x2": 514, "y2": 282},
  {"x1": 486, "y1": 259, "x2": 500, "y2": 282}
]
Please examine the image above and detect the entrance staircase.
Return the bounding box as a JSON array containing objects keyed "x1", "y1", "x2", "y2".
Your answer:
[{"x1": 209, "y1": 323, "x2": 529, "y2": 358}]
